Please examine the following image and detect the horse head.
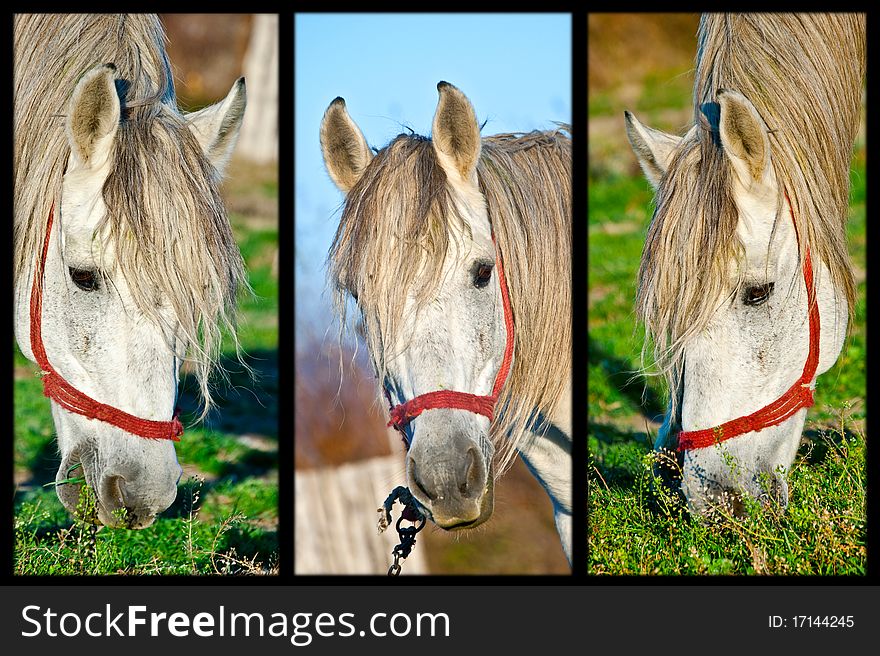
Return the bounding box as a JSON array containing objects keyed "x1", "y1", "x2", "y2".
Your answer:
[
  {"x1": 626, "y1": 86, "x2": 850, "y2": 515},
  {"x1": 321, "y1": 83, "x2": 508, "y2": 529},
  {"x1": 14, "y1": 59, "x2": 247, "y2": 528}
]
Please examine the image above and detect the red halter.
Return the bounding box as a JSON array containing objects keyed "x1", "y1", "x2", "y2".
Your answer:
[
  {"x1": 677, "y1": 192, "x2": 820, "y2": 451},
  {"x1": 29, "y1": 203, "x2": 183, "y2": 441},
  {"x1": 386, "y1": 235, "x2": 515, "y2": 436}
]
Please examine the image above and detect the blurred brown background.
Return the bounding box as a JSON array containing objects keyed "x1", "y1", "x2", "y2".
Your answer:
[
  {"x1": 588, "y1": 13, "x2": 700, "y2": 177},
  {"x1": 588, "y1": 14, "x2": 698, "y2": 93},
  {"x1": 161, "y1": 14, "x2": 252, "y2": 109}
]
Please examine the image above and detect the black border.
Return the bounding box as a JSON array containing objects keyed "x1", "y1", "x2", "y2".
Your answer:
[
  {"x1": 3, "y1": 6, "x2": 875, "y2": 588},
  {"x1": 585, "y1": 9, "x2": 876, "y2": 585},
  {"x1": 6, "y1": 9, "x2": 289, "y2": 586},
  {"x1": 277, "y1": 7, "x2": 294, "y2": 581},
  {"x1": 571, "y1": 8, "x2": 587, "y2": 580},
  {"x1": 865, "y1": 7, "x2": 876, "y2": 580},
  {"x1": 290, "y1": 8, "x2": 579, "y2": 582},
  {"x1": 4, "y1": 9, "x2": 14, "y2": 581}
]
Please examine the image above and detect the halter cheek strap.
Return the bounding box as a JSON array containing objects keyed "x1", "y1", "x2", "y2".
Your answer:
[
  {"x1": 30, "y1": 203, "x2": 183, "y2": 441},
  {"x1": 386, "y1": 235, "x2": 515, "y2": 440},
  {"x1": 677, "y1": 191, "x2": 819, "y2": 451}
]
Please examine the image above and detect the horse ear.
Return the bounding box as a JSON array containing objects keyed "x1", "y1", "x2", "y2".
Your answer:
[
  {"x1": 186, "y1": 78, "x2": 247, "y2": 178},
  {"x1": 624, "y1": 111, "x2": 681, "y2": 189},
  {"x1": 432, "y1": 81, "x2": 482, "y2": 183},
  {"x1": 320, "y1": 97, "x2": 373, "y2": 194},
  {"x1": 717, "y1": 89, "x2": 773, "y2": 188},
  {"x1": 66, "y1": 64, "x2": 120, "y2": 169}
]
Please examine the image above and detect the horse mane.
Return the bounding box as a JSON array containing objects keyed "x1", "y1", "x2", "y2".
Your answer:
[
  {"x1": 636, "y1": 13, "x2": 865, "y2": 412},
  {"x1": 14, "y1": 14, "x2": 246, "y2": 414},
  {"x1": 329, "y1": 127, "x2": 571, "y2": 471}
]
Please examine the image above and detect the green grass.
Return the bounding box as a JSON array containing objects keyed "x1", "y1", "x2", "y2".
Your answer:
[
  {"x1": 590, "y1": 423, "x2": 865, "y2": 575},
  {"x1": 589, "y1": 67, "x2": 693, "y2": 119},
  {"x1": 588, "y1": 151, "x2": 866, "y2": 576},
  {"x1": 15, "y1": 480, "x2": 276, "y2": 575},
  {"x1": 14, "y1": 181, "x2": 279, "y2": 576}
]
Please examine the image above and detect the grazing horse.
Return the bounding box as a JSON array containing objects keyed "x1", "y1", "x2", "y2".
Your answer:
[
  {"x1": 14, "y1": 14, "x2": 247, "y2": 527},
  {"x1": 321, "y1": 83, "x2": 572, "y2": 560},
  {"x1": 625, "y1": 14, "x2": 865, "y2": 514}
]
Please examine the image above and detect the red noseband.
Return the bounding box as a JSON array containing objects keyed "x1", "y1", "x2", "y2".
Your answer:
[
  {"x1": 677, "y1": 191, "x2": 820, "y2": 451},
  {"x1": 29, "y1": 203, "x2": 183, "y2": 441},
  {"x1": 386, "y1": 235, "x2": 515, "y2": 437}
]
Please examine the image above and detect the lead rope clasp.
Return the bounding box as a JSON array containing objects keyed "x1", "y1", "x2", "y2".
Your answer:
[{"x1": 378, "y1": 486, "x2": 427, "y2": 576}]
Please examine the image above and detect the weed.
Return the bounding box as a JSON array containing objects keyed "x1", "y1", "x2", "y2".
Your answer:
[{"x1": 15, "y1": 478, "x2": 278, "y2": 576}]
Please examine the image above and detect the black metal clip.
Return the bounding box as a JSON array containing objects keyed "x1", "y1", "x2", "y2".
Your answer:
[{"x1": 378, "y1": 486, "x2": 427, "y2": 576}]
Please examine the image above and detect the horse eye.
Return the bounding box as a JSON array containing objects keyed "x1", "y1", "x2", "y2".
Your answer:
[
  {"x1": 69, "y1": 267, "x2": 100, "y2": 292},
  {"x1": 472, "y1": 262, "x2": 494, "y2": 289},
  {"x1": 744, "y1": 282, "x2": 774, "y2": 306}
]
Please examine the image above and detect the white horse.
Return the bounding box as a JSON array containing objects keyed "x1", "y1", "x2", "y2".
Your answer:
[
  {"x1": 322, "y1": 82, "x2": 572, "y2": 561},
  {"x1": 14, "y1": 15, "x2": 247, "y2": 527},
  {"x1": 626, "y1": 14, "x2": 864, "y2": 514}
]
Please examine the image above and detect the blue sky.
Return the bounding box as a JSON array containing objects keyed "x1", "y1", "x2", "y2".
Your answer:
[{"x1": 295, "y1": 13, "x2": 572, "y2": 337}]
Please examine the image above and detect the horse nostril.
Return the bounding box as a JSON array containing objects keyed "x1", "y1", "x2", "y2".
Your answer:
[
  {"x1": 460, "y1": 447, "x2": 480, "y2": 498},
  {"x1": 103, "y1": 475, "x2": 126, "y2": 507}
]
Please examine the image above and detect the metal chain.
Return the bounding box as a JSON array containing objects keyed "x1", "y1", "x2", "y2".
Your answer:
[{"x1": 378, "y1": 486, "x2": 427, "y2": 576}]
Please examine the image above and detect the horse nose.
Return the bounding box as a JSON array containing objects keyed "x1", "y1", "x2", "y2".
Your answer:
[
  {"x1": 97, "y1": 466, "x2": 180, "y2": 528},
  {"x1": 407, "y1": 445, "x2": 488, "y2": 528}
]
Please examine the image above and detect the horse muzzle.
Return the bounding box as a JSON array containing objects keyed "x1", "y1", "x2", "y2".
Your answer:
[
  {"x1": 405, "y1": 423, "x2": 495, "y2": 529},
  {"x1": 55, "y1": 445, "x2": 181, "y2": 529}
]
